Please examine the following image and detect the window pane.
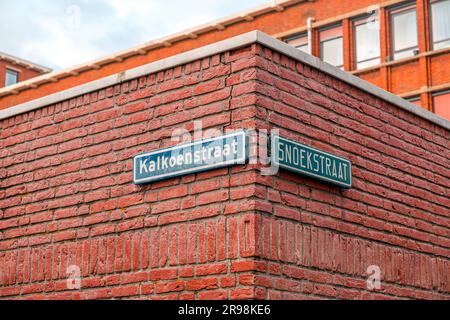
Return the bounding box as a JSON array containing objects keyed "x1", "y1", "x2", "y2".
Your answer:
[
  {"x1": 431, "y1": 0, "x2": 450, "y2": 49},
  {"x1": 357, "y1": 58, "x2": 381, "y2": 69},
  {"x1": 434, "y1": 39, "x2": 450, "y2": 50},
  {"x1": 287, "y1": 35, "x2": 309, "y2": 53},
  {"x1": 394, "y1": 49, "x2": 417, "y2": 60},
  {"x1": 296, "y1": 44, "x2": 309, "y2": 53},
  {"x1": 434, "y1": 92, "x2": 450, "y2": 120},
  {"x1": 392, "y1": 7, "x2": 418, "y2": 59},
  {"x1": 5, "y1": 69, "x2": 18, "y2": 87},
  {"x1": 320, "y1": 26, "x2": 342, "y2": 41},
  {"x1": 320, "y1": 26, "x2": 343, "y2": 68},
  {"x1": 321, "y1": 38, "x2": 344, "y2": 68},
  {"x1": 355, "y1": 19, "x2": 381, "y2": 69}
]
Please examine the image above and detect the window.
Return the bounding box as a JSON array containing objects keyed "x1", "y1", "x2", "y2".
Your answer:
[
  {"x1": 5, "y1": 69, "x2": 19, "y2": 87},
  {"x1": 430, "y1": 0, "x2": 450, "y2": 50},
  {"x1": 354, "y1": 17, "x2": 381, "y2": 69},
  {"x1": 390, "y1": 3, "x2": 419, "y2": 60},
  {"x1": 433, "y1": 90, "x2": 450, "y2": 120},
  {"x1": 319, "y1": 25, "x2": 343, "y2": 69},
  {"x1": 406, "y1": 96, "x2": 421, "y2": 107},
  {"x1": 286, "y1": 33, "x2": 309, "y2": 53}
]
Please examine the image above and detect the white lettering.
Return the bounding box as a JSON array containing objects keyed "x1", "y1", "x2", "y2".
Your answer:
[{"x1": 139, "y1": 159, "x2": 148, "y2": 174}]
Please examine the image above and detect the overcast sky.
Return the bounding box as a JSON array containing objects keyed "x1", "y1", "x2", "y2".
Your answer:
[{"x1": 0, "y1": 0, "x2": 268, "y2": 71}]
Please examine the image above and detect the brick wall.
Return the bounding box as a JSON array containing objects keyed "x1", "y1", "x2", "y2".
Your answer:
[
  {"x1": 248, "y1": 45, "x2": 450, "y2": 299},
  {"x1": 430, "y1": 53, "x2": 450, "y2": 87},
  {"x1": 390, "y1": 61, "x2": 421, "y2": 94},
  {"x1": 0, "y1": 41, "x2": 449, "y2": 300}
]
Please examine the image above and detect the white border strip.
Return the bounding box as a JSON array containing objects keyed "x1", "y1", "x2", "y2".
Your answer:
[{"x1": 1, "y1": 31, "x2": 449, "y2": 131}]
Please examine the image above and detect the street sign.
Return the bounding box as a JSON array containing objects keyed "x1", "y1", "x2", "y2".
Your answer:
[
  {"x1": 271, "y1": 134, "x2": 352, "y2": 188},
  {"x1": 133, "y1": 131, "x2": 247, "y2": 184}
]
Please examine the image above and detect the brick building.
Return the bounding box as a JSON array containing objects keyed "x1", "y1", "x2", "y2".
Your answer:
[
  {"x1": 0, "y1": 31, "x2": 449, "y2": 300},
  {"x1": 0, "y1": 51, "x2": 51, "y2": 89},
  {"x1": 0, "y1": 0, "x2": 449, "y2": 121}
]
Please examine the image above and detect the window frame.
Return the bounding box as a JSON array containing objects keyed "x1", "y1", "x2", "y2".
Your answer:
[
  {"x1": 353, "y1": 15, "x2": 381, "y2": 70},
  {"x1": 389, "y1": 2, "x2": 419, "y2": 60},
  {"x1": 429, "y1": 0, "x2": 450, "y2": 50},
  {"x1": 319, "y1": 24, "x2": 344, "y2": 69},
  {"x1": 5, "y1": 68, "x2": 19, "y2": 87}
]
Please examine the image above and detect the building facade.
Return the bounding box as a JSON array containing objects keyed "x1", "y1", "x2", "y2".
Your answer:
[
  {"x1": 0, "y1": 51, "x2": 51, "y2": 89},
  {"x1": 283, "y1": 0, "x2": 450, "y2": 120},
  {"x1": 0, "y1": 32, "x2": 449, "y2": 300},
  {"x1": 0, "y1": 0, "x2": 449, "y2": 122}
]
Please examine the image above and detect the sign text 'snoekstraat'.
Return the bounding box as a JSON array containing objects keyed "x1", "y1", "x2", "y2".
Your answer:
[{"x1": 272, "y1": 134, "x2": 352, "y2": 188}]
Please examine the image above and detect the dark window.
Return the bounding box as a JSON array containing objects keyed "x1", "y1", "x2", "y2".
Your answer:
[
  {"x1": 319, "y1": 25, "x2": 343, "y2": 69},
  {"x1": 354, "y1": 17, "x2": 381, "y2": 69},
  {"x1": 430, "y1": 0, "x2": 450, "y2": 50},
  {"x1": 390, "y1": 3, "x2": 419, "y2": 60},
  {"x1": 433, "y1": 90, "x2": 450, "y2": 120},
  {"x1": 5, "y1": 69, "x2": 19, "y2": 87},
  {"x1": 286, "y1": 33, "x2": 309, "y2": 53}
]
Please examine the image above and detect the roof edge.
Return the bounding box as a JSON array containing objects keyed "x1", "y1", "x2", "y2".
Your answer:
[
  {"x1": 0, "y1": 30, "x2": 449, "y2": 131},
  {"x1": 0, "y1": 51, "x2": 52, "y2": 73}
]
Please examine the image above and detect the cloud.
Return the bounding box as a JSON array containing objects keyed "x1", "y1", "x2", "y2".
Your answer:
[
  {"x1": 0, "y1": 0, "x2": 268, "y2": 70},
  {"x1": 104, "y1": 0, "x2": 158, "y2": 19}
]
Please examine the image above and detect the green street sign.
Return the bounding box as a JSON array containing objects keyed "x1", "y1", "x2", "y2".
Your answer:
[
  {"x1": 134, "y1": 131, "x2": 247, "y2": 185},
  {"x1": 271, "y1": 134, "x2": 352, "y2": 188}
]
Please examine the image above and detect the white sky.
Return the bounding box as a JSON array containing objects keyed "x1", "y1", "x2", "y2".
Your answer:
[{"x1": 0, "y1": 0, "x2": 269, "y2": 71}]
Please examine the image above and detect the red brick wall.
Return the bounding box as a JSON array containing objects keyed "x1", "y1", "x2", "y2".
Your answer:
[
  {"x1": 390, "y1": 60, "x2": 421, "y2": 94},
  {"x1": 0, "y1": 47, "x2": 265, "y2": 300},
  {"x1": 0, "y1": 43, "x2": 449, "y2": 300},
  {"x1": 430, "y1": 53, "x2": 450, "y2": 87},
  {"x1": 357, "y1": 69, "x2": 383, "y2": 90}
]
